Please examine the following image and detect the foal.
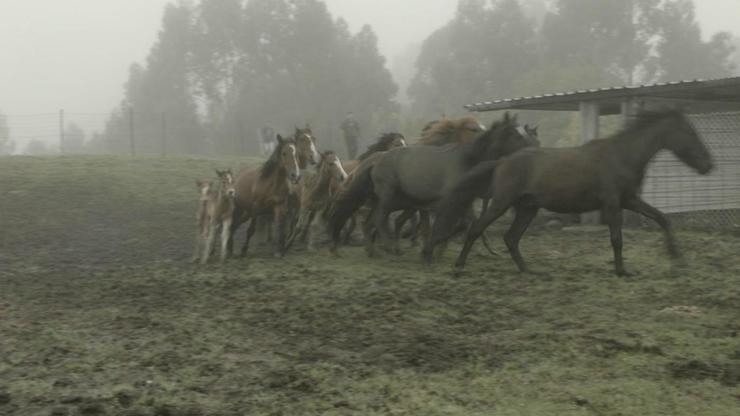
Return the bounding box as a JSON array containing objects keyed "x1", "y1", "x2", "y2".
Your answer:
[{"x1": 193, "y1": 169, "x2": 236, "y2": 264}]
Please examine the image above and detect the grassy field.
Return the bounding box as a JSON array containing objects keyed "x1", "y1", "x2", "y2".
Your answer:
[{"x1": 1, "y1": 155, "x2": 739, "y2": 415}]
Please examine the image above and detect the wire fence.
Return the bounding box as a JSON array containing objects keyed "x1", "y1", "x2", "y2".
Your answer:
[{"x1": 640, "y1": 111, "x2": 740, "y2": 229}]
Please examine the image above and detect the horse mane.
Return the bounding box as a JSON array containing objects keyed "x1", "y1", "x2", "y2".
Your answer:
[
  {"x1": 358, "y1": 133, "x2": 403, "y2": 160},
  {"x1": 610, "y1": 109, "x2": 685, "y2": 140},
  {"x1": 416, "y1": 116, "x2": 479, "y2": 145},
  {"x1": 260, "y1": 136, "x2": 295, "y2": 180},
  {"x1": 463, "y1": 117, "x2": 510, "y2": 159},
  {"x1": 317, "y1": 150, "x2": 336, "y2": 170}
]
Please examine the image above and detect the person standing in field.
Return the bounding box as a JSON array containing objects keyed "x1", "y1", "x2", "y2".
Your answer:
[
  {"x1": 340, "y1": 112, "x2": 360, "y2": 159},
  {"x1": 260, "y1": 124, "x2": 276, "y2": 157}
]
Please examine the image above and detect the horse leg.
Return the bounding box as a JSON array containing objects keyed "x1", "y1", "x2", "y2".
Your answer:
[
  {"x1": 227, "y1": 207, "x2": 244, "y2": 257},
  {"x1": 454, "y1": 200, "x2": 511, "y2": 270},
  {"x1": 220, "y1": 217, "x2": 232, "y2": 263},
  {"x1": 241, "y1": 218, "x2": 258, "y2": 258},
  {"x1": 192, "y1": 220, "x2": 204, "y2": 263},
  {"x1": 374, "y1": 202, "x2": 399, "y2": 255},
  {"x1": 303, "y1": 210, "x2": 319, "y2": 250},
  {"x1": 362, "y1": 204, "x2": 377, "y2": 257},
  {"x1": 273, "y1": 206, "x2": 288, "y2": 258},
  {"x1": 503, "y1": 205, "x2": 539, "y2": 273},
  {"x1": 201, "y1": 221, "x2": 217, "y2": 264},
  {"x1": 602, "y1": 205, "x2": 629, "y2": 276},
  {"x1": 394, "y1": 209, "x2": 416, "y2": 244},
  {"x1": 342, "y1": 215, "x2": 357, "y2": 244},
  {"x1": 624, "y1": 197, "x2": 680, "y2": 259}
]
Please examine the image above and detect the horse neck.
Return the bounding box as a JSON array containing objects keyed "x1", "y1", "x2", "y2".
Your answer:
[
  {"x1": 213, "y1": 186, "x2": 232, "y2": 209},
  {"x1": 610, "y1": 121, "x2": 668, "y2": 175}
]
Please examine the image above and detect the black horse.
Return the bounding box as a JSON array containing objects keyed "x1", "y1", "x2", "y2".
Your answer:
[{"x1": 425, "y1": 110, "x2": 714, "y2": 276}]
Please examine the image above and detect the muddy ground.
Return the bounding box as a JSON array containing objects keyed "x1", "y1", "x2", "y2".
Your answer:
[{"x1": 1, "y1": 155, "x2": 739, "y2": 415}]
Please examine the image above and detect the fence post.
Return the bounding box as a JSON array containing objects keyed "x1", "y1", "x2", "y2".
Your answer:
[
  {"x1": 59, "y1": 109, "x2": 65, "y2": 154},
  {"x1": 161, "y1": 112, "x2": 167, "y2": 157},
  {"x1": 128, "y1": 107, "x2": 135, "y2": 156}
]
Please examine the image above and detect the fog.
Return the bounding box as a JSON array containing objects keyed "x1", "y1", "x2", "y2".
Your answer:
[{"x1": 1, "y1": 0, "x2": 738, "y2": 154}]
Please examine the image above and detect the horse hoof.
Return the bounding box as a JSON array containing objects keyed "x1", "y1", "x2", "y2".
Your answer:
[
  {"x1": 451, "y1": 267, "x2": 467, "y2": 278},
  {"x1": 616, "y1": 269, "x2": 635, "y2": 278}
]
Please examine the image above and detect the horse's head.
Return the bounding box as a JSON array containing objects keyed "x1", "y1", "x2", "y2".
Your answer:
[
  {"x1": 278, "y1": 135, "x2": 301, "y2": 184},
  {"x1": 661, "y1": 111, "x2": 714, "y2": 175},
  {"x1": 380, "y1": 132, "x2": 407, "y2": 150},
  {"x1": 358, "y1": 133, "x2": 407, "y2": 160},
  {"x1": 294, "y1": 126, "x2": 320, "y2": 168},
  {"x1": 481, "y1": 112, "x2": 540, "y2": 160},
  {"x1": 319, "y1": 151, "x2": 349, "y2": 187},
  {"x1": 215, "y1": 169, "x2": 236, "y2": 198},
  {"x1": 195, "y1": 179, "x2": 214, "y2": 200}
]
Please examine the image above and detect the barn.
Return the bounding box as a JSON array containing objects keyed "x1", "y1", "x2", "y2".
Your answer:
[{"x1": 464, "y1": 77, "x2": 740, "y2": 228}]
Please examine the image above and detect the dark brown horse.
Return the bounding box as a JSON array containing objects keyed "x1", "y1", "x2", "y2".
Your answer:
[
  {"x1": 228, "y1": 135, "x2": 301, "y2": 258},
  {"x1": 343, "y1": 132, "x2": 407, "y2": 174},
  {"x1": 426, "y1": 110, "x2": 714, "y2": 276},
  {"x1": 329, "y1": 113, "x2": 538, "y2": 256}
]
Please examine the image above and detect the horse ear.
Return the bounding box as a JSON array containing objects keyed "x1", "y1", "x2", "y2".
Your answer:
[
  {"x1": 214, "y1": 169, "x2": 222, "y2": 177},
  {"x1": 276, "y1": 134, "x2": 285, "y2": 144},
  {"x1": 305, "y1": 123, "x2": 311, "y2": 130},
  {"x1": 295, "y1": 126, "x2": 301, "y2": 134}
]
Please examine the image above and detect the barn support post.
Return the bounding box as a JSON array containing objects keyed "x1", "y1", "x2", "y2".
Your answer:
[{"x1": 580, "y1": 101, "x2": 601, "y2": 225}]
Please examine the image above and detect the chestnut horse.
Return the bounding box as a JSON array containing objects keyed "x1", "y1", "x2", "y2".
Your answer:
[{"x1": 228, "y1": 135, "x2": 301, "y2": 258}]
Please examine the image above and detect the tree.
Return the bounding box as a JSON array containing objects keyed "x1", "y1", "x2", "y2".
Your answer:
[
  {"x1": 62, "y1": 122, "x2": 85, "y2": 154},
  {"x1": 408, "y1": 0, "x2": 538, "y2": 117},
  {"x1": 104, "y1": 2, "x2": 203, "y2": 155},
  {"x1": 652, "y1": 0, "x2": 735, "y2": 80},
  {"x1": 24, "y1": 139, "x2": 51, "y2": 155},
  {"x1": 0, "y1": 112, "x2": 15, "y2": 155}
]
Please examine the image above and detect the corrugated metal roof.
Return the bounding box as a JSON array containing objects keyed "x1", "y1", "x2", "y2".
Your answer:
[{"x1": 464, "y1": 76, "x2": 740, "y2": 114}]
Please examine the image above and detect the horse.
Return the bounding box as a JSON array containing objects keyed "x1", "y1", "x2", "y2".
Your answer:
[
  {"x1": 416, "y1": 116, "x2": 486, "y2": 145},
  {"x1": 254, "y1": 126, "x2": 320, "y2": 244},
  {"x1": 286, "y1": 151, "x2": 349, "y2": 251},
  {"x1": 426, "y1": 110, "x2": 714, "y2": 276},
  {"x1": 192, "y1": 169, "x2": 236, "y2": 264},
  {"x1": 338, "y1": 118, "x2": 489, "y2": 247},
  {"x1": 328, "y1": 113, "x2": 539, "y2": 256},
  {"x1": 343, "y1": 132, "x2": 407, "y2": 174},
  {"x1": 293, "y1": 126, "x2": 320, "y2": 170},
  {"x1": 228, "y1": 135, "x2": 301, "y2": 258},
  {"x1": 397, "y1": 122, "x2": 540, "y2": 243}
]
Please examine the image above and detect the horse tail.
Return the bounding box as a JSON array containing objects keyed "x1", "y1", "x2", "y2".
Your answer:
[
  {"x1": 426, "y1": 160, "x2": 499, "y2": 256},
  {"x1": 327, "y1": 158, "x2": 376, "y2": 248}
]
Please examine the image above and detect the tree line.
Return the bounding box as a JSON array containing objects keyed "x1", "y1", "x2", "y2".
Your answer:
[{"x1": 5, "y1": 0, "x2": 736, "y2": 156}]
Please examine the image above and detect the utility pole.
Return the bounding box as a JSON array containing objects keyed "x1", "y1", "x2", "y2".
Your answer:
[
  {"x1": 59, "y1": 109, "x2": 65, "y2": 154},
  {"x1": 128, "y1": 107, "x2": 135, "y2": 156}
]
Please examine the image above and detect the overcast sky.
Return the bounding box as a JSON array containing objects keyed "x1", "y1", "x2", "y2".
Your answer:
[{"x1": 1, "y1": 0, "x2": 738, "y2": 148}]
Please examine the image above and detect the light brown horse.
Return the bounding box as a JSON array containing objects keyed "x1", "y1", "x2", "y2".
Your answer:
[
  {"x1": 287, "y1": 151, "x2": 349, "y2": 251},
  {"x1": 293, "y1": 126, "x2": 320, "y2": 169},
  {"x1": 228, "y1": 135, "x2": 301, "y2": 258},
  {"x1": 254, "y1": 126, "x2": 320, "y2": 243},
  {"x1": 427, "y1": 110, "x2": 714, "y2": 276},
  {"x1": 192, "y1": 169, "x2": 236, "y2": 264},
  {"x1": 416, "y1": 116, "x2": 485, "y2": 146}
]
